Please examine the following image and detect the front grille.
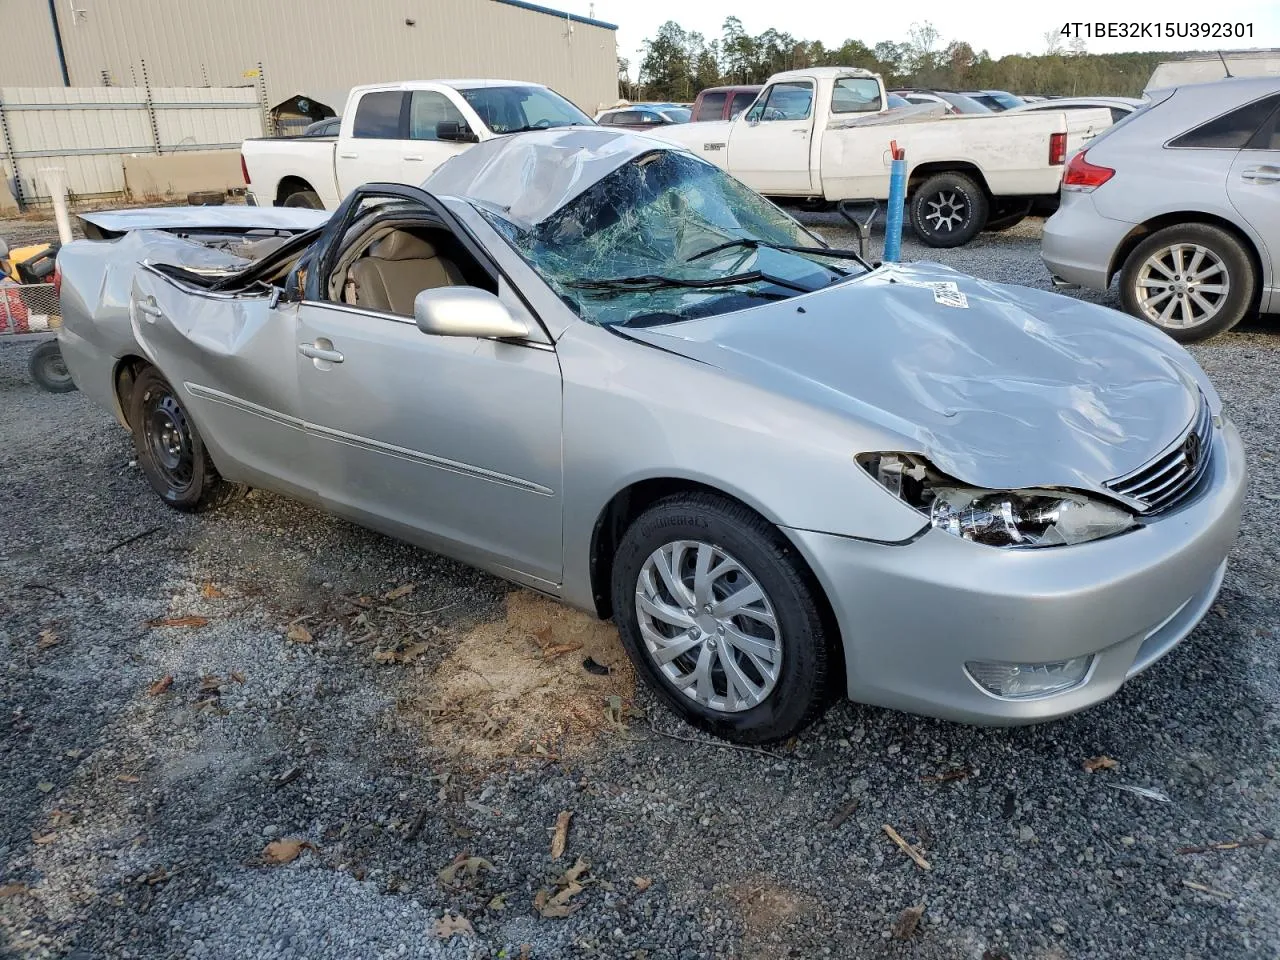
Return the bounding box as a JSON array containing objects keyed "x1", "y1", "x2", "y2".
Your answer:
[{"x1": 1104, "y1": 392, "x2": 1214, "y2": 514}]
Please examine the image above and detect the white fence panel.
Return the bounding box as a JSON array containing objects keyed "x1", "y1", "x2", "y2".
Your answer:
[{"x1": 0, "y1": 85, "x2": 263, "y2": 206}]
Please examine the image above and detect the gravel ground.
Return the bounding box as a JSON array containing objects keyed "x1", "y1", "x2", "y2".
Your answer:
[{"x1": 1, "y1": 213, "x2": 1278, "y2": 960}]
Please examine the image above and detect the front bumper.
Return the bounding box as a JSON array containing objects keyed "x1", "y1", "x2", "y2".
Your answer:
[
  {"x1": 1040, "y1": 191, "x2": 1136, "y2": 292},
  {"x1": 786, "y1": 419, "x2": 1246, "y2": 725}
]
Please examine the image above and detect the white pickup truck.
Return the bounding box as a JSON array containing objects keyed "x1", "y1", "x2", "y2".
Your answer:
[
  {"x1": 650, "y1": 67, "x2": 1112, "y2": 247},
  {"x1": 240, "y1": 79, "x2": 596, "y2": 211}
]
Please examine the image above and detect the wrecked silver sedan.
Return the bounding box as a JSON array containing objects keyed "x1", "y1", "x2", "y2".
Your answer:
[{"x1": 58, "y1": 129, "x2": 1245, "y2": 743}]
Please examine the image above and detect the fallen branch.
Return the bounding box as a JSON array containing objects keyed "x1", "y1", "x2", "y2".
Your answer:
[
  {"x1": 377, "y1": 602, "x2": 458, "y2": 617},
  {"x1": 23, "y1": 581, "x2": 65, "y2": 598},
  {"x1": 1182, "y1": 879, "x2": 1232, "y2": 900},
  {"x1": 1177, "y1": 837, "x2": 1272, "y2": 855},
  {"x1": 103, "y1": 526, "x2": 162, "y2": 554},
  {"x1": 645, "y1": 721, "x2": 787, "y2": 761},
  {"x1": 882, "y1": 824, "x2": 931, "y2": 871}
]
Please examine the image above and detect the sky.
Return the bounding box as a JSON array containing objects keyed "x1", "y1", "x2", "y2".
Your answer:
[{"x1": 554, "y1": 0, "x2": 1279, "y2": 77}]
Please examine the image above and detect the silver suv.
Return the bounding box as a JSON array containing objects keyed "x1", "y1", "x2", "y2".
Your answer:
[{"x1": 1042, "y1": 77, "x2": 1280, "y2": 342}]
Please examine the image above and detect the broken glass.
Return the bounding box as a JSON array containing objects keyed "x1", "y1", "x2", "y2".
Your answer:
[{"x1": 480, "y1": 151, "x2": 868, "y2": 326}]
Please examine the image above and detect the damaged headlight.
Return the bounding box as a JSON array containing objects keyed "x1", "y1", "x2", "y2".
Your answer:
[{"x1": 858, "y1": 453, "x2": 1137, "y2": 548}]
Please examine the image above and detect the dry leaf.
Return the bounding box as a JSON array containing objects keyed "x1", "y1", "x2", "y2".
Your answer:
[
  {"x1": 148, "y1": 675, "x2": 174, "y2": 696},
  {"x1": 433, "y1": 912, "x2": 475, "y2": 939},
  {"x1": 633, "y1": 876, "x2": 653, "y2": 891},
  {"x1": 550, "y1": 810, "x2": 572, "y2": 859},
  {"x1": 147, "y1": 615, "x2": 209, "y2": 629},
  {"x1": 229, "y1": 671, "x2": 246, "y2": 684},
  {"x1": 32, "y1": 832, "x2": 57, "y2": 845},
  {"x1": 36, "y1": 782, "x2": 54, "y2": 794},
  {"x1": 438, "y1": 855, "x2": 494, "y2": 888},
  {"x1": 487, "y1": 892, "x2": 508, "y2": 911},
  {"x1": 286, "y1": 624, "x2": 313, "y2": 644},
  {"x1": 542, "y1": 643, "x2": 583, "y2": 660},
  {"x1": 920, "y1": 767, "x2": 971, "y2": 783},
  {"x1": 535, "y1": 857, "x2": 590, "y2": 918},
  {"x1": 533, "y1": 626, "x2": 554, "y2": 646},
  {"x1": 384, "y1": 584, "x2": 416, "y2": 601},
  {"x1": 201, "y1": 583, "x2": 226, "y2": 599},
  {"x1": 198, "y1": 675, "x2": 222, "y2": 694},
  {"x1": 0, "y1": 883, "x2": 28, "y2": 898},
  {"x1": 37, "y1": 629, "x2": 61, "y2": 649},
  {"x1": 117, "y1": 774, "x2": 140, "y2": 784},
  {"x1": 891, "y1": 903, "x2": 926, "y2": 940},
  {"x1": 373, "y1": 641, "x2": 428, "y2": 665},
  {"x1": 262, "y1": 839, "x2": 315, "y2": 865},
  {"x1": 1083, "y1": 755, "x2": 1119, "y2": 773}
]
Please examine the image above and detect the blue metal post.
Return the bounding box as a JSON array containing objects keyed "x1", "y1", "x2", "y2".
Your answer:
[{"x1": 883, "y1": 150, "x2": 907, "y2": 263}]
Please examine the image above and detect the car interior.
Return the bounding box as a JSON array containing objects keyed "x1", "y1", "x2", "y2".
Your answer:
[{"x1": 326, "y1": 218, "x2": 495, "y2": 316}]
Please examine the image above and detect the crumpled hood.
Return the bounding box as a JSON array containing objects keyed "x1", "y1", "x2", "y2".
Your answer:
[{"x1": 623, "y1": 261, "x2": 1213, "y2": 494}]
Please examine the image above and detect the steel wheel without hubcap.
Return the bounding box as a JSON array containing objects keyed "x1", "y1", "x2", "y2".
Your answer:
[
  {"x1": 1134, "y1": 242, "x2": 1229, "y2": 329},
  {"x1": 142, "y1": 389, "x2": 195, "y2": 494},
  {"x1": 635, "y1": 539, "x2": 782, "y2": 713}
]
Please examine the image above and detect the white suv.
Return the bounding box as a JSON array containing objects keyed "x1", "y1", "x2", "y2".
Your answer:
[{"x1": 1042, "y1": 77, "x2": 1280, "y2": 342}]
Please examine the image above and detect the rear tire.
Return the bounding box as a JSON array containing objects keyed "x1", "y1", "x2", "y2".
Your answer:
[
  {"x1": 610, "y1": 493, "x2": 833, "y2": 744},
  {"x1": 29, "y1": 341, "x2": 77, "y2": 393},
  {"x1": 129, "y1": 366, "x2": 246, "y2": 512},
  {"x1": 282, "y1": 189, "x2": 323, "y2": 210},
  {"x1": 1119, "y1": 223, "x2": 1255, "y2": 343},
  {"x1": 910, "y1": 171, "x2": 988, "y2": 247}
]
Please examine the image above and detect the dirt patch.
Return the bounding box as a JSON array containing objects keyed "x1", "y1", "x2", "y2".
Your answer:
[
  {"x1": 406, "y1": 589, "x2": 636, "y2": 764},
  {"x1": 730, "y1": 879, "x2": 815, "y2": 959}
]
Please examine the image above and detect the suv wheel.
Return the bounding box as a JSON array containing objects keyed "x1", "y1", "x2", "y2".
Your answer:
[{"x1": 1119, "y1": 223, "x2": 1256, "y2": 342}]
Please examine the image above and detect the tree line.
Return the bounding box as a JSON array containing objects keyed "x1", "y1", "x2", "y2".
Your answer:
[{"x1": 621, "y1": 17, "x2": 1200, "y2": 102}]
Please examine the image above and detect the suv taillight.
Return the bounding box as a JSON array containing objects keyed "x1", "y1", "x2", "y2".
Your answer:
[
  {"x1": 240, "y1": 153, "x2": 251, "y2": 185},
  {"x1": 1062, "y1": 150, "x2": 1115, "y2": 192},
  {"x1": 1049, "y1": 132, "x2": 1067, "y2": 166}
]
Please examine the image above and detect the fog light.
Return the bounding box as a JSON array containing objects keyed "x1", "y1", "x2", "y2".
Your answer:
[{"x1": 965, "y1": 656, "x2": 1093, "y2": 699}]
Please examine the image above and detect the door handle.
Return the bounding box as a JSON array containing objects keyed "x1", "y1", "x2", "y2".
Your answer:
[
  {"x1": 403, "y1": 154, "x2": 424, "y2": 161},
  {"x1": 299, "y1": 342, "x2": 344, "y2": 363},
  {"x1": 1241, "y1": 166, "x2": 1280, "y2": 183},
  {"x1": 338, "y1": 152, "x2": 359, "y2": 159},
  {"x1": 136, "y1": 299, "x2": 163, "y2": 322}
]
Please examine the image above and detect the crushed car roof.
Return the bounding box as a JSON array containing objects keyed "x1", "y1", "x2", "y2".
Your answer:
[{"x1": 422, "y1": 127, "x2": 691, "y2": 230}]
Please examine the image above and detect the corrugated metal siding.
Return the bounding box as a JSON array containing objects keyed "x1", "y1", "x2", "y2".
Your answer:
[
  {"x1": 0, "y1": 0, "x2": 618, "y2": 114},
  {"x1": 0, "y1": 1, "x2": 65, "y2": 87},
  {"x1": 0, "y1": 86, "x2": 261, "y2": 202}
]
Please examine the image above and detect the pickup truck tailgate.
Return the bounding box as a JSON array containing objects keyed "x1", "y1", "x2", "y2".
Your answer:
[{"x1": 1063, "y1": 108, "x2": 1115, "y2": 159}]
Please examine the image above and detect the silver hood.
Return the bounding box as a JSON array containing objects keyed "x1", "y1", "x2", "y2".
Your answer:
[
  {"x1": 77, "y1": 206, "x2": 329, "y2": 235},
  {"x1": 623, "y1": 262, "x2": 1209, "y2": 495}
]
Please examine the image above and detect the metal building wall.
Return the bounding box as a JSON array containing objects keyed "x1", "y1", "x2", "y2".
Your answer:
[{"x1": 0, "y1": 0, "x2": 619, "y2": 113}]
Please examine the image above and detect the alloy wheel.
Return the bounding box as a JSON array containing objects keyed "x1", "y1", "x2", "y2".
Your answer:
[
  {"x1": 925, "y1": 190, "x2": 967, "y2": 232},
  {"x1": 1134, "y1": 242, "x2": 1230, "y2": 329},
  {"x1": 635, "y1": 540, "x2": 782, "y2": 713}
]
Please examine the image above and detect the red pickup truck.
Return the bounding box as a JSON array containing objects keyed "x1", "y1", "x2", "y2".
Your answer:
[{"x1": 689, "y1": 85, "x2": 762, "y2": 122}]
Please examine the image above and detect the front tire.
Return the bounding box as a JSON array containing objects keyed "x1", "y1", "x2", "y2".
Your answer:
[
  {"x1": 129, "y1": 367, "x2": 246, "y2": 512},
  {"x1": 1119, "y1": 223, "x2": 1255, "y2": 343},
  {"x1": 910, "y1": 171, "x2": 988, "y2": 247},
  {"x1": 29, "y1": 341, "x2": 77, "y2": 393},
  {"x1": 611, "y1": 493, "x2": 832, "y2": 744}
]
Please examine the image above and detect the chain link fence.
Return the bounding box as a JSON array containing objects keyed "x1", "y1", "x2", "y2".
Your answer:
[{"x1": 0, "y1": 282, "x2": 61, "y2": 334}]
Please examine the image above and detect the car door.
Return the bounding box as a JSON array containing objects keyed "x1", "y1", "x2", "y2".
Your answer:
[
  {"x1": 726, "y1": 80, "x2": 816, "y2": 195},
  {"x1": 335, "y1": 90, "x2": 409, "y2": 194},
  {"x1": 294, "y1": 186, "x2": 564, "y2": 587},
  {"x1": 129, "y1": 268, "x2": 313, "y2": 499},
  {"x1": 1227, "y1": 97, "x2": 1280, "y2": 311},
  {"x1": 404, "y1": 90, "x2": 476, "y2": 181}
]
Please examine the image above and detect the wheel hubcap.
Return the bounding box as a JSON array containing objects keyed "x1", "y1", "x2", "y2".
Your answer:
[
  {"x1": 635, "y1": 540, "x2": 782, "y2": 713},
  {"x1": 925, "y1": 190, "x2": 966, "y2": 232},
  {"x1": 1135, "y1": 242, "x2": 1229, "y2": 329},
  {"x1": 142, "y1": 388, "x2": 195, "y2": 491}
]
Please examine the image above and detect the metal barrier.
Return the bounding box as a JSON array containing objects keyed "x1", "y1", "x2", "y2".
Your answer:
[{"x1": 0, "y1": 282, "x2": 61, "y2": 335}]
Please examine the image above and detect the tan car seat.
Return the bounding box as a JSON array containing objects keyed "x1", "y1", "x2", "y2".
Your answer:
[{"x1": 347, "y1": 231, "x2": 466, "y2": 315}]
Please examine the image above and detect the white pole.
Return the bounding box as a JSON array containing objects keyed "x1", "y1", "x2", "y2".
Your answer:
[{"x1": 40, "y1": 167, "x2": 73, "y2": 246}]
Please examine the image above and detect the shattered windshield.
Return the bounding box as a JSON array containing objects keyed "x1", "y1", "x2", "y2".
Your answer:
[{"x1": 480, "y1": 150, "x2": 867, "y2": 326}]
